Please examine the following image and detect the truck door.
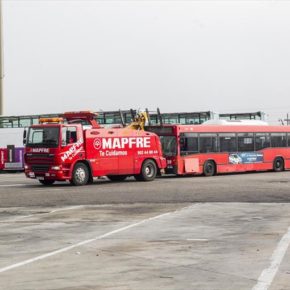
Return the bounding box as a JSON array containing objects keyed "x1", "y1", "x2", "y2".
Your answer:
[{"x1": 61, "y1": 126, "x2": 85, "y2": 167}]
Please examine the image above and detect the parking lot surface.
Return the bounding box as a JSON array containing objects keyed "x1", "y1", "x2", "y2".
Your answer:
[{"x1": 1, "y1": 172, "x2": 290, "y2": 290}]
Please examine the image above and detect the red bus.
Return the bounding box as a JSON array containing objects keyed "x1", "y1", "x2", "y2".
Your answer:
[{"x1": 147, "y1": 123, "x2": 290, "y2": 176}]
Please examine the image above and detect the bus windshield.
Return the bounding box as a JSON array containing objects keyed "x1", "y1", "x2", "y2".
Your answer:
[
  {"x1": 160, "y1": 136, "x2": 177, "y2": 156},
  {"x1": 27, "y1": 127, "x2": 60, "y2": 148}
]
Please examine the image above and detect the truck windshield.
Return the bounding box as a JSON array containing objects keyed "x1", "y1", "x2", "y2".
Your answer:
[
  {"x1": 159, "y1": 136, "x2": 177, "y2": 156},
  {"x1": 27, "y1": 127, "x2": 59, "y2": 148}
]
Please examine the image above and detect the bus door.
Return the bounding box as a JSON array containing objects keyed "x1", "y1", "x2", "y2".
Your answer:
[{"x1": 159, "y1": 135, "x2": 178, "y2": 173}]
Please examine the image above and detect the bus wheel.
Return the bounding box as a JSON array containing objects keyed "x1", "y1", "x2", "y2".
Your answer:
[
  {"x1": 135, "y1": 159, "x2": 157, "y2": 181},
  {"x1": 203, "y1": 160, "x2": 216, "y2": 177},
  {"x1": 39, "y1": 180, "x2": 55, "y2": 186},
  {"x1": 273, "y1": 157, "x2": 284, "y2": 172},
  {"x1": 107, "y1": 175, "x2": 127, "y2": 182},
  {"x1": 71, "y1": 163, "x2": 89, "y2": 186}
]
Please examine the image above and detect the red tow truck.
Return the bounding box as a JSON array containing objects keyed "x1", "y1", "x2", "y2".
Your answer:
[{"x1": 23, "y1": 111, "x2": 166, "y2": 185}]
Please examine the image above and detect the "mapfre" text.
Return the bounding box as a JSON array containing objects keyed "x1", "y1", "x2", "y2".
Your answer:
[{"x1": 99, "y1": 137, "x2": 151, "y2": 149}]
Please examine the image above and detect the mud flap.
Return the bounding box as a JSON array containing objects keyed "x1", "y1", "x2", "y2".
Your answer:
[{"x1": 184, "y1": 158, "x2": 199, "y2": 173}]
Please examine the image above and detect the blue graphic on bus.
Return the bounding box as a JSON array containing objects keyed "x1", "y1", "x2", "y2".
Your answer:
[{"x1": 229, "y1": 152, "x2": 264, "y2": 164}]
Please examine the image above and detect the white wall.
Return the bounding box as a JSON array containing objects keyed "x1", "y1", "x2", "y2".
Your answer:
[{"x1": 0, "y1": 128, "x2": 24, "y2": 147}]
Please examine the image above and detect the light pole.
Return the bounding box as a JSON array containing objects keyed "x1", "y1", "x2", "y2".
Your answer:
[{"x1": 0, "y1": 0, "x2": 3, "y2": 116}]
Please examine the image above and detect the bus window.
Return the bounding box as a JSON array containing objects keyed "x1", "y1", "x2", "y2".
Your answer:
[
  {"x1": 199, "y1": 133, "x2": 218, "y2": 153},
  {"x1": 159, "y1": 136, "x2": 177, "y2": 156},
  {"x1": 180, "y1": 133, "x2": 198, "y2": 155},
  {"x1": 255, "y1": 133, "x2": 270, "y2": 151},
  {"x1": 271, "y1": 133, "x2": 287, "y2": 148},
  {"x1": 238, "y1": 133, "x2": 254, "y2": 152},
  {"x1": 219, "y1": 133, "x2": 237, "y2": 153},
  {"x1": 288, "y1": 133, "x2": 290, "y2": 147}
]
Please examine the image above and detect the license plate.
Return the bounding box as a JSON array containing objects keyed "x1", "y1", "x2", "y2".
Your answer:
[{"x1": 28, "y1": 172, "x2": 35, "y2": 178}]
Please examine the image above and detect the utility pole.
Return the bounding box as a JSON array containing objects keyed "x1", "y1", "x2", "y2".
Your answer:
[
  {"x1": 284, "y1": 113, "x2": 290, "y2": 126},
  {"x1": 0, "y1": 0, "x2": 3, "y2": 116}
]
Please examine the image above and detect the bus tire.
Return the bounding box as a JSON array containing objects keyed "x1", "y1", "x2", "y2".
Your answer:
[
  {"x1": 203, "y1": 160, "x2": 216, "y2": 177},
  {"x1": 70, "y1": 163, "x2": 89, "y2": 186},
  {"x1": 273, "y1": 157, "x2": 284, "y2": 172},
  {"x1": 39, "y1": 180, "x2": 55, "y2": 186},
  {"x1": 107, "y1": 175, "x2": 127, "y2": 182},
  {"x1": 135, "y1": 159, "x2": 157, "y2": 181}
]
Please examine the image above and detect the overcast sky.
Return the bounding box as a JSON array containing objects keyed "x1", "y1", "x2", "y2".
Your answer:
[{"x1": 3, "y1": 0, "x2": 290, "y2": 123}]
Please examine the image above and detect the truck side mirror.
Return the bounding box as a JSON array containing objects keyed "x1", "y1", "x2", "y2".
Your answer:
[
  {"x1": 23, "y1": 129, "x2": 27, "y2": 145},
  {"x1": 66, "y1": 131, "x2": 72, "y2": 145}
]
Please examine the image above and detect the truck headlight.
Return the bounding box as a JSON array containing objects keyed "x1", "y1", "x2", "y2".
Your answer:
[{"x1": 51, "y1": 166, "x2": 61, "y2": 170}]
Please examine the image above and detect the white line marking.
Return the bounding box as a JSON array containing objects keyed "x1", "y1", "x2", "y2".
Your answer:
[
  {"x1": 0, "y1": 184, "x2": 27, "y2": 187},
  {"x1": 49, "y1": 205, "x2": 84, "y2": 214},
  {"x1": 0, "y1": 205, "x2": 85, "y2": 224},
  {"x1": 252, "y1": 226, "x2": 290, "y2": 290},
  {"x1": 0, "y1": 210, "x2": 174, "y2": 273},
  {"x1": 186, "y1": 239, "x2": 209, "y2": 242}
]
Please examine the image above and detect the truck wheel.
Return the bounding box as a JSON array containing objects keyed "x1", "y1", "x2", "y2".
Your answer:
[
  {"x1": 135, "y1": 159, "x2": 157, "y2": 181},
  {"x1": 273, "y1": 157, "x2": 284, "y2": 172},
  {"x1": 203, "y1": 160, "x2": 216, "y2": 176},
  {"x1": 71, "y1": 163, "x2": 89, "y2": 186},
  {"x1": 39, "y1": 180, "x2": 55, "y2": 186},
  {"x1": 107, "y1": 175, "x2": 127, "y2": 182}
]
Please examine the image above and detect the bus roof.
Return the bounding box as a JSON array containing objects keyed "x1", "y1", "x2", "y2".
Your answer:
[
  {"x1": 147, "y1": 124, "x2": 290, "y2": 134},
  {"x1": 176, "y1": 124, "x2": 290, "y2": 133}
]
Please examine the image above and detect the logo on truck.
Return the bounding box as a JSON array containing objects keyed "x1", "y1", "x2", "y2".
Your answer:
[
  {"x1": 93, "y1": 138, "x2": 102, "y2": 150},
  {"x1": 61, "y1": 138, "x2": 84, "y2": 162},
  {"x1": 93, "y1": 137, "x2": 151, "y2": 150}
]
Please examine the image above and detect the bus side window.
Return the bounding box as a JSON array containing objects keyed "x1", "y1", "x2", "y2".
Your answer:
[
  {"x1": 180, "y1": 133, "x2": 198, "y2": 155},
  {"x1": 271, "y1": 133, "x2": 287, "y2": 148},
  {"x1": 255, "y1": 133, "x2": 270, "y2": 151},
  {"x1": 219, "y1": 133, "x2": 237, "y2": 152},
  {"x1": 288, "y1": 133, "x2": 290, "y2": 147},
  {"x1": 237, "y1": 133, "x2": 254, "y2": 152},
  {"x1": 180, "y1": 137, "x2": 186, "y2": 152},
  {"x1": 199, "y1": 133, "x2": 218, "y2": 153}
]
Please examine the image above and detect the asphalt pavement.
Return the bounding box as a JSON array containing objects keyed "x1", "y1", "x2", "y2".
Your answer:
[{"x1": 0, "y1": 172, "x2": 290, "y2": 290}]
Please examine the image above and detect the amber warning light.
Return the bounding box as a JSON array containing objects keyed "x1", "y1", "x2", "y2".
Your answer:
[{"x1": 39, "y1": 117, "x2": 64, "y2": 124}]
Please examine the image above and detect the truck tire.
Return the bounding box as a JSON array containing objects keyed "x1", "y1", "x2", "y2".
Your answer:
[
  {"x1": 135, "y1": 159, "x2": 157, "y2": 181},
  {"x1": 273, "y1": 157, "x2": 284, "y2": 172},
  {"x1": 70, "y1": 163, "x2": 89, "y2": 186},
  {"x1": 107, "y1": 175, "x2": 127, "y2": 182},
  {"x1": 39, "y1": 180, "x2": 55, "y2": 186},
  {"x1": 203, "y1": 160, "x2": 216, "y2": 177}
]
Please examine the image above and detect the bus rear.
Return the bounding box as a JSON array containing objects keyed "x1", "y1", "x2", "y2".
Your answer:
[{"x1": 146, "y1": 125, "x2": 179, "y2": 174}]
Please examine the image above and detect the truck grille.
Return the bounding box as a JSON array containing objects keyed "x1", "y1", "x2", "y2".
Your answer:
[
  {"x1": 31, "y1": 165, "x2": 49, "y2": 173},
  {"x1": 25, "y1": 154, "x2": 54, "y2": 165}
]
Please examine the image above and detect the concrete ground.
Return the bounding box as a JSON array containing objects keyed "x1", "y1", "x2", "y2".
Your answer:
[{"x1": 0, "y1": 172, "x2": 290, "y2": 290}]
